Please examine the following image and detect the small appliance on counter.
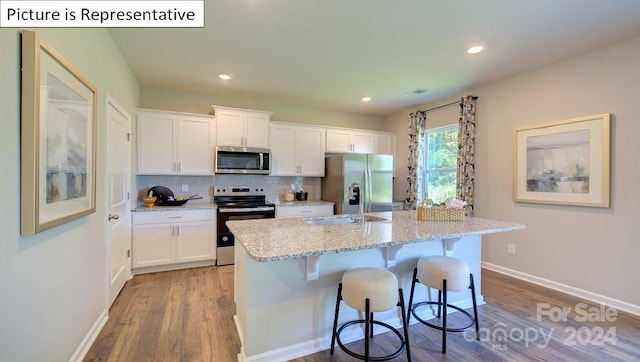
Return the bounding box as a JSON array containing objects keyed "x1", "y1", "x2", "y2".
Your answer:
[
  {"x1": 295, "y1": 191, "x2": 308, "y2": 201},
  {"x1": 146, "y1": 186, "x2": 202, "y2": 206}
]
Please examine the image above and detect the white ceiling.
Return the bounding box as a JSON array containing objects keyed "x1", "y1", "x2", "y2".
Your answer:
[{"x1": 108, "y1": 1, "x2": 640, "y2": 117}]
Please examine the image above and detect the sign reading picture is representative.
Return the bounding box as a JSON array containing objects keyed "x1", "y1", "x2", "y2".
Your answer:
[
  {"x1": 513, "y1": 114, "x2": 610, "y2": 208},
  {"x1": 21, "y1": 30, "x2": 97, "y2": 235}
]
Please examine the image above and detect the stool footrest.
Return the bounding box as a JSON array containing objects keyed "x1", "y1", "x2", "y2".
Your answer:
[
  {"x1": 336, "y1": 319, "x2": 406, "y2": 361},
  {"x1": 410, "y1": 301, "x2": 475, "y2": 332}
]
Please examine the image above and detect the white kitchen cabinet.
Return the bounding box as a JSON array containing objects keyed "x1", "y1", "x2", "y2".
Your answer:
[
  {"x1": 269, "y1": 122, "x2": 325, "y2": 176},
  {"x1": 137, "y1": 109, "x2": 214, "y2": 175},
  {"x1": 375, "y1": 133, "x2": 395, "y2": 155},
  {"x1": 212, "y1": 105, "x2": 271, "y2": 148},
  {"x1": 276, "y1": 204, "x2": 334, "y2": 218},
  {"x1": 132, "y1": 209, "x2": 216, "y2": 272},
  {"x1": 325, "y1": 128, "x2": 375, "y2": 154}
]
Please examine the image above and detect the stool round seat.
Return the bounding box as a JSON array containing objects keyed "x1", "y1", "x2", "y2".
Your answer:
[
  {"x1": 408, "y1": 255, "x2": 479, "y2": 354},
  {"x1": 417, "y1": 255, "x2": 470, "y2": 291},
  {"x1": 342, "y1": 267, "x2": 399, "y2": 312},
  {"x1": 331, "y1": 267, "x2": 412, "y2": 361}
]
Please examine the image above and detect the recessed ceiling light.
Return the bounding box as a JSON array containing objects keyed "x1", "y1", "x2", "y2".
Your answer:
[
  {"x1": 218, "y1": 74, "x2": 231, "y2": 80},
  {"x1": 361, "y1": 96, "x2": 372, "y2": 102},
  {"x1": 467, "y1": 46, "x2": 484, "y2": 54}
]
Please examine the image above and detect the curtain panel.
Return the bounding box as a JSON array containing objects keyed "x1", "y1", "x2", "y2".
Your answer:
[
  {"x1": 406, "y1": 110, "x2": 427, "y2": 209},
  {"x1": 457, "y1": 96, "x2": 477, "y2": 216}
]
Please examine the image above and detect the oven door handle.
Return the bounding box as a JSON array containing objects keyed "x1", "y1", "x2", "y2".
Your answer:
[{"x1": 219, "y1": 206, "x2": 275, "y2": 213}]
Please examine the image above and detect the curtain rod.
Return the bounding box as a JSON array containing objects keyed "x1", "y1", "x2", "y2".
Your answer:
[{"x1": 419, "y1": 96, "x2": 479, "y2": 113}]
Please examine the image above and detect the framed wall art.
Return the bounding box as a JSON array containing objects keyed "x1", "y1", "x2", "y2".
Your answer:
[
  {"x1": 513, "y1": 113, "x2": 610, "y2": 208},
  {"x1": 21, "y1": 30, "x2": 98, "y2": 235}
]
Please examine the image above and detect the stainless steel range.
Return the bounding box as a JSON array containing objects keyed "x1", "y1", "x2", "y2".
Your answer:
[{"x1": 214, "y1": 186, "x2": 275, "y2": 265}]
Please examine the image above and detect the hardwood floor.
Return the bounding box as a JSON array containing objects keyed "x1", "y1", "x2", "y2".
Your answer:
[
  {"x1": 85, "y1": 266, "x2": 640, "y2": 361},
  {"x1": 84, "y1": 266, "x2": 240, "y2": 361}
]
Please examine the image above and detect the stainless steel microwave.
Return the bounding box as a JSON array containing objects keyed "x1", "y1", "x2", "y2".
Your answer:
[{"x1": 215, "y1": 146, "x2": 271, "y2": 174}]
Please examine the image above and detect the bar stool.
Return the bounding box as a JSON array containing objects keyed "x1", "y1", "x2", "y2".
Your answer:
[
  {"x1": 407, "y1": 255, "x2": 479, "y2": 354},
  {"x1": 330, "y1": 267, "x2": 411, "y2": 361}
]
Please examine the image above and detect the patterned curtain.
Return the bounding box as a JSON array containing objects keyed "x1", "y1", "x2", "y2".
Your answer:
[
  {"x1": 406, "y1": 111, "x2": 427, "y2": 209},
  {"x1": 457, "y1": 96, "x2": 477, "y2": 216}
]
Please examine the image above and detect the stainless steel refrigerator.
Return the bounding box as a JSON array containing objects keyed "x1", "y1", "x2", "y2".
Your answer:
[{"x1": 322, "y1": 154, "x2": 393, "y2": 214}]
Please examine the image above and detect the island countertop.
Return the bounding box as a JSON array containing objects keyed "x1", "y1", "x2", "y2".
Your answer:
[{"x1": 227, "y1": 210, "x2": 525, "y2": 262}]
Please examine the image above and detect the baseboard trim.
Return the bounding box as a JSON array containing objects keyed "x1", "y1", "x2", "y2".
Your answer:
[
  {"x1": 68, "y1": 308, "x2": 109, "y2": 362},
  {"x1": 482, "y1": 262, "x2": 640, "y2": 316},
  {"x1": 236, "y1": 296, "x2": 482, "y2": 362},
  {"x1": 132, "y1": 260, "x2": 215, "y2": 275}
]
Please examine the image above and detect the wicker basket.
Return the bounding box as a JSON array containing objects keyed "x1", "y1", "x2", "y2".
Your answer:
[{"x1": 417, "y1": 207, "x2": 466, "y2": 221}]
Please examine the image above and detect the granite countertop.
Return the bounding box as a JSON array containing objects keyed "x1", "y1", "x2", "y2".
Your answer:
[
  {"x1": 227, "y1": 210, "x2": 525, "y2": 262},
  {"x1": 132, "y1": 203, "x2": 217, "y2": 212}
]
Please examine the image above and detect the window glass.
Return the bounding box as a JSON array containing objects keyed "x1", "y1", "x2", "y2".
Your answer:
[{"x1": 423, "y1": 125, "x2": 458, "y2": 204}]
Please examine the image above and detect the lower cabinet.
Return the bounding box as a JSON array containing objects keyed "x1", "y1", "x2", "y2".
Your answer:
[
  {"x1": 276, "y1": 204, "x2": 334, "y2": 219},
  {"x1": 132, "y1": 209, "x2": 216, "y2": 272}
]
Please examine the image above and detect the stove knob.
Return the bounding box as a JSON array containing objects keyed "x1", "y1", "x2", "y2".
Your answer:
[{"x1": 222, "y1": 236, "x2": 229, "y2": 242}]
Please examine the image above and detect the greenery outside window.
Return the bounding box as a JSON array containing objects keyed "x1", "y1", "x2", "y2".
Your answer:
[{"x1": 422, "y1": 124, "x2": 458, "y2": 203}]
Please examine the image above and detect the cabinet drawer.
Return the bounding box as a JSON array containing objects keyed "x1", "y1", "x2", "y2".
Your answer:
[
  {"x1": 276, "y1": 204, "x2": 333, "y2": 218},
  {"x1": 132, "y1": 209, "x2": 215, "y2": 225}
]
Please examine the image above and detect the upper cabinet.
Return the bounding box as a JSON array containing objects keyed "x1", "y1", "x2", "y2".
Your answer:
[
  {"x1": 137, "y1": 109, "x2": 214, "y2": 175},
  {"x1": 325, "y1": 128, "x2": 375, "y2": 154},
  {"x1": 270, "y1": 122, "x2": 326, "y2": 176},
  {"x1": 212, "y1": 105, "x2": 271, "y2": 148},
  {"x1": 375, "y1": 133, "x2": 395, "y2": 155},
  {"x1": 325, "y1": 127, "x2": 395, "y2": 155}
]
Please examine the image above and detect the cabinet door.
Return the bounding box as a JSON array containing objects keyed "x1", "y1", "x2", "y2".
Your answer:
[
  {"x1": 269, "y1": 125, "x2": 298, "y2": 176},
  {"x1": 245, "y1": 113, "x2": 270, "y2": 148},
  {"x1": 176, "y1": 221, "x2": 215, "y2": 263},
  {"x1": 137, "y1": 113, "x2": 175, "y2": 174},
  {"x1": 297, "y1": 127, "x2": 325, "y2": 176},
  {"x1": 326, "y1": 129, "x2": 352, "y2": 153},
  {"x1": 375, "y1": 134, "x2": 395, "y2": 155},
  {"x1": 177, "y1": 117, "x2": 212, "y2": 174},
  {"x1": 351, "y1": 132, "x2": 375, "y2": 154},
  {"x1": 216, "y1": 110, "x2": 245, "y2": 147},
  {"x1": 132, "y1": 224, "x2": 175, "y2": 267}
]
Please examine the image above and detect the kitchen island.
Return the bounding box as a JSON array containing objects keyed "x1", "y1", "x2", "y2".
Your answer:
[{"x1": 227, "y1": 210, "x2": 524, "y2": 362}]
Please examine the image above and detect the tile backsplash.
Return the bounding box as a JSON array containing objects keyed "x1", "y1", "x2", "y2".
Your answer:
[{"x1": 135, "y1": 175, "x2": 321, "y2": 207}]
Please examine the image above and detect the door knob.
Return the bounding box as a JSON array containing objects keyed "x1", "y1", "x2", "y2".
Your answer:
[{"x1": 108, "y1": 214, "x2": 120, "y2": 221}]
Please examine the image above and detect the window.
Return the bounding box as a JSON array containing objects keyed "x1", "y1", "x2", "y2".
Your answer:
[{"x1": 422, "y1": 125, "x2": 458, "y2": 203}]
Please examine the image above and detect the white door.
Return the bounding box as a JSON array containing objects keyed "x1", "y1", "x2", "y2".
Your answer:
[{"x1": 107, "y1": 96, "x2": 132, "y2": 306}]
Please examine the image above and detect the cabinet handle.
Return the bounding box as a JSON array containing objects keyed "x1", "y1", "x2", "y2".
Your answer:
[
  {"x1": 108, "y1": 214, "x2": 119, "y2": 221},
  {"x1": 176, "y1": 225, "x2": 180, "y2": 236},
  {"x1": 177, "y1": 162, "x2": 181, "y2": 172},
  {"x1": 168, "y1": 216, "x2": 184, "y2": 219}
]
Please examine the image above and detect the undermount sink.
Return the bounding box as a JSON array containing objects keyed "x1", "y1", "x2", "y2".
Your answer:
[{"x1": 303, "y1": 215, "x2": 388, "y2": 225}]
